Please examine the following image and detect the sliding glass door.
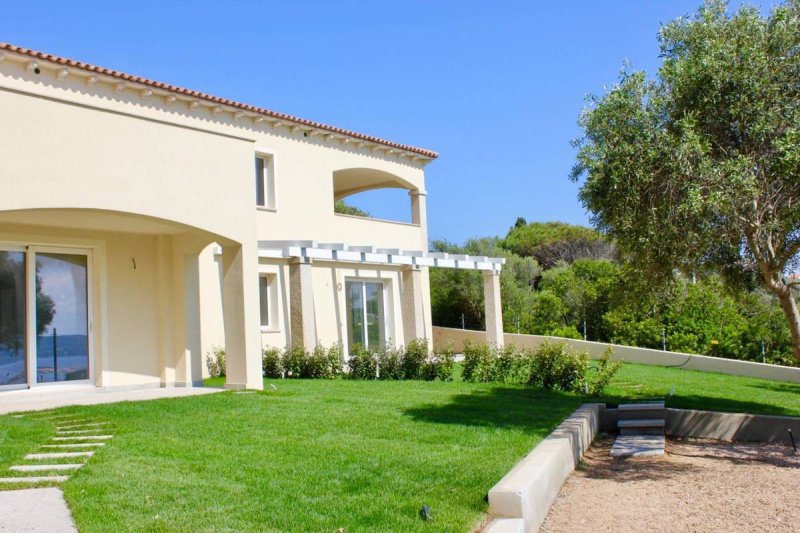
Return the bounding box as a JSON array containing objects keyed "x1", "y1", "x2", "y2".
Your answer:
[
  {"x1": 346, "y1": 280, "x2": 385, "y2": 352},
  {"x1": 0, "y1": 249, "x2": 27, "y2": 389},
  {"x1": 0, "y1": 245, "x2": 91, "y2": 388},
  {"x1": 35, "y1": 252, "x2": 89, "y2": 383}
]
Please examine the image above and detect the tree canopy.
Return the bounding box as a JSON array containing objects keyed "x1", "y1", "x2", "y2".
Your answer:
[{"x1": 571, "y1": 0, "x2": 800, "y2": 359}]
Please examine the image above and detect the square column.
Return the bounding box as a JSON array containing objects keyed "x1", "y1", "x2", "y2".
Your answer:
[
  {"x1": 221, "y1": 243, "x2": 264, "y2": 390},
  {"x1": 289, "y1": 258, "x2": 317, "y2": 348},
  {"x1": 483, "y1": 270, "x2": 504, "y2": 347},
  {"x1": 409, "y1": 190, "x2": 428, "y2": 246},
  {"x1": 401, "y1": 266, "x2": 427, "y2": 344}
]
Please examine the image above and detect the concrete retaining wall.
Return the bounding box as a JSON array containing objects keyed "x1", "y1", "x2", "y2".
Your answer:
[
  {"x1": 433, "y1": 326, "x2": 800, "y2": 384},
  {"x1": 486, "y1": 403, "x2": 601, "y2": 533}
]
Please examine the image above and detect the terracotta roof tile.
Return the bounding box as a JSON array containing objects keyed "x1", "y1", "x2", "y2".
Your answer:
[{"x1": 0, "y1": 42, "x2": 438, "y2": 159}]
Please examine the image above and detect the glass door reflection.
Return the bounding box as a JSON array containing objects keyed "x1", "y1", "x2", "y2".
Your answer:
[
  {"x1": 35, "y1": 253, "x2": 89, "y2": 383},
  {"x1": 0, "y1": 250, "x2": 26, "y2": 388}
]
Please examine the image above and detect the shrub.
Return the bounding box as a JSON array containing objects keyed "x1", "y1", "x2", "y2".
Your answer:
[
  {"x1": 326, "y1": 343, "x2": 344, "y2": 377},
  {"x1": 283, "y1": 346, "x2": 307, "y2": 378},
  {"x1": 402, "y1": 338, "x2": 429, "y2": 379},
  {"x1": 306, "y1": 345, "x2": 333, "y2": 379},
  {"x1": 462, "y1": 340, "x2": 494, "y2": 382},
  {"x1": 489, "y1": 344, "x2": 519, "y2": 383},
  {"x1": 422, "y1": 341, "x2": 455, "y2": 381},
  {"x1": 529, "y1": 342, "x2": 588, "y2": 392},
  {"x1": 588, "y1": 347, "x2": 621, "y2": 395},
  {"x1": 347, "y1": 345, "x2": 377, "y2": 380},
  {"x1": 376, "y1": 346, "x2": 404, "y2": 380},
  {"x1": 206, "y1": 346, "x2": 226, "y2": 378},
  {"x1": 262, "y1": 347, "x2": 283, "y2": 378}
]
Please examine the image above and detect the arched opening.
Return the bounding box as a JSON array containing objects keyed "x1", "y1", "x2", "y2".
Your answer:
[{"x1": 332, "y1": 168, "x2": 421, "y2": 224}]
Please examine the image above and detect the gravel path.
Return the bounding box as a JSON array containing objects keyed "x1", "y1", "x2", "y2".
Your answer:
[{"x1": 541, "y1": 437, "x2": 800, "y2": 533}]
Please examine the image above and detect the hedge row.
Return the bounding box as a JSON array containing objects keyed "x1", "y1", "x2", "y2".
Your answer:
[{"x1": 461, "y1": 340, "x2": 620, "y2": 394}]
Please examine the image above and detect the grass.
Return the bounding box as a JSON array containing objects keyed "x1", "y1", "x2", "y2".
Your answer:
[
  {"x1": 0, "y1": 361, "x2": 797, "y2": 531},
  {"x1": 50, "y1": 380, "x2": 577, "y2": 532},
  {"x1": 599, "y1": 363, "x2": 800, "y2": 417}
]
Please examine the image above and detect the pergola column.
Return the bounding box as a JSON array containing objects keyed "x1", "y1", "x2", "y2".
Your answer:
[
  {"x1": 289, "y1": 258, "x2": 317, "y2": 348},
  {"x1": 401, "y1": 266, "x2": 427, "y2": 343},
  {"x1": 483, "y1": 270, "x2": 504, "y2": 347},
  {"x1": 221, "y1": 243, "x2": 264, "y2": 390}
]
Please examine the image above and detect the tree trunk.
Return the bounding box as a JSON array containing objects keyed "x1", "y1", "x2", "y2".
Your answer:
[{"x1": 776, "y1": 288, "x2": 800, "y2": 362}]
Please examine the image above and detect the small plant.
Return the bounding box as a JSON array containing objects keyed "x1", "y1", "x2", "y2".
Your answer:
[
  {"x1": 422, "y1": 341, "x2": 455, "y2": 381},
  {"x1": 347, "y1": 345, "x2": 378, "y2": 380},
  {"x1": 588, "y1": 347, "x2": 622, "y2": 395},
  {"x1": 529, "y1": 342, "x2": 588, "y2": 392},
  {"x1": 206, "y1": 346, "x2": 226, "y2": 378},
  {"x1": 326, "y1": 343, "x2": 344, "y2": 378},
  {"x1": 489, "y1": 344, "x2": 518, "y2": 383},
  {"x1": 402, "y1": 338, "x2": 429, "y2": 379},
  {"x1": 283, "y1": 346, "x2": 307, "y2": 378},
  {"x1": 462, "y1": 340, "x2": 494, "y2": 382},
  {"x1": 262, "y1": 347, "x2": 283, "y2": 378},
  {"x1": 376, "y1": 346, "x2": 404, "y2": 380},
  {"x1": 306, "y1": 345, "x2": 333, "y2": 379}
]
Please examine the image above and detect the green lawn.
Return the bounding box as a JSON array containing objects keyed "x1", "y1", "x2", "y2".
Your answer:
[
  {"x1": 599, "y1": 362, "x2": 800, "y2": 417},
  {"x1": 0, "y1": 362, "x2": 797, "y2": 531},
  {"x1": 13, "y1": 380, "x2": 579, "y2": 532}
]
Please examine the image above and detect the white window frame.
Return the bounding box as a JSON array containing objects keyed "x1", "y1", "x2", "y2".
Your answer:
[
  {"x1": 345, "y1": 278, "x2": 388, "y2": 352},
  {"x1": 254, "y1": 150, "x2": 277, "y2": 211},
  {"x1": 258, "y1": 269, "x2": 280, "y2": 333}
]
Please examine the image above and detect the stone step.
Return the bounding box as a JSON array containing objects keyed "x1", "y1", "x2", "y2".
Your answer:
[
  {"x1": 618, "y1": 408, "x2": 666, "y2": 421},
  {"x1": 618, "y1": 418, "x2": 665, "y2": 436},
  {"x1": 53, "y1": 435, "x2": 113, "y2": 441},
  {"x1": 617, "y1": 419, "x2": 665, "y2": 428},
  {"x1": 26, "y1": 452, "x2": 94, "y2": 460},
  {"x1": 57, "y1": 422, "x2": 107, "y2": 430},
  {"x1": 618, "y1": 401, "x2": 665, "y2": 411},
  {"x1": 611, "y1": 434, "x2": 665, "y2": 458},
  {"x1": 42, "y1": 443, "x2": 105, "y2": 449},
  {"x1": 0, "y1": 475, "x2": 69, "y2": 483},
  {"x1": 57, "y1": 429, "x2": 100, "y2": 435},
  {"x1": 10, "y1": 464, "x2": 84, "y2": 472}
]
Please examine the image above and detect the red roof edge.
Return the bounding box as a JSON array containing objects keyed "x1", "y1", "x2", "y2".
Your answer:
[{"x1": 0, "y1": 42, "x2": 438, "y2": 159}]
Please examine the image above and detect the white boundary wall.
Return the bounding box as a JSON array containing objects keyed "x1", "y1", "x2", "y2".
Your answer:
[
  {"x1": 485, "y1": 403, "x2": 601, "y2": 533},
  {"x1": 433, "y1": 327, "x2": 800, "y2": 384}
]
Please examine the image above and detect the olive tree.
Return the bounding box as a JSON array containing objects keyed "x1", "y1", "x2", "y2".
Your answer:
[{"x1": 571, "y1": 0, "x2": 800, "y2": 359}]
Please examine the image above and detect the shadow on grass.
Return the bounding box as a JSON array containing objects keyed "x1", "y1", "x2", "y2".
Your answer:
[
  {"x1": 403, "y1": 386, "x2": 580, "y2": 434},
  {"x1": 745, "y1": 381, "x2": 800, "y2": 395}
]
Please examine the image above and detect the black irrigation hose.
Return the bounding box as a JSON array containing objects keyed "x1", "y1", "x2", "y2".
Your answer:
[{"x1": 663, "y1": 352, "x2": 694, "y2": 369}]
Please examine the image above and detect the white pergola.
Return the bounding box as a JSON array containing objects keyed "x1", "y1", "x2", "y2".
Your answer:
[{"x1": 256, "y1": 240, "x2": 506, "y2": 347}]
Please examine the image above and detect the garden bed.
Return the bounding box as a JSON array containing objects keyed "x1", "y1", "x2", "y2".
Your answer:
[{"x1": 541, "y1": 437, "x2": 800, "y2": 532}]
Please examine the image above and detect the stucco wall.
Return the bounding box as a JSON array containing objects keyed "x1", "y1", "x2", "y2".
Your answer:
[{"x1": 433, "y1": 327, "x2": 800, "y2": 384}]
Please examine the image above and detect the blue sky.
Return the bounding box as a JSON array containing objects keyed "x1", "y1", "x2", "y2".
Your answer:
[{"x1": 1, "y1": 0, "x2": 764, "y2": 244}]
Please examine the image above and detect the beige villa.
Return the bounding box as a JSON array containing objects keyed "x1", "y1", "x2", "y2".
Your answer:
[{"x1": 0, "y1": 43, "x2": 504, "y2": 392}]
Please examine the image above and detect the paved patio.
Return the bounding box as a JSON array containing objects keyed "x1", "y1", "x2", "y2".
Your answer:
[
  {"x1": 0, "y1": 386, "x2": 224, "y2": 415},
  {"x1": 0, "y1": 487, "x2": 77, "y2": 532}
]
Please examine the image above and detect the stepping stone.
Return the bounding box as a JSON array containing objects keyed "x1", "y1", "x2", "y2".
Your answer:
[
  {"x1": 53, "y1": 435, "x2": 113, "y2": 441},
  {"x1": 58, "y1": 422, "x2": 107, "y2": 430},
  {"x1": 10, "y1": 464, "x2": 83, "y2": 472},
  {"x1": 611, "y1": 434, "x2": 665, "y2": 457},
  {"x1": 26, "y1": 452, "x2": 94, "y2": 460},
  {"x1": 42, "y1": 443, "x2": 105, "y2": 449},
  {"x1": 57, "y1": 429, "x2": 99, "y2": 435},
  {"x1": 0, "y1": 476, "x2": 69, "y2": 483}
]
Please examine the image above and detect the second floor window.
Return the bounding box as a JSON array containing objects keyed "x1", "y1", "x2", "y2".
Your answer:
[{"x1": 255, "y1": 155, "x2": 275, "y2": 209}]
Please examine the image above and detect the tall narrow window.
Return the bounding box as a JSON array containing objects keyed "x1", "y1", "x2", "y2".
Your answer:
[
  {"x1": 259, "y1": 275, "x2": 270, "y2": 328},
  {"x1": 255, "y1": 155, "x2": 275, "y2": 209},
  {"x1": 346, "y1": 281, "x2": 385, "y2": 352},
  {"x1": 255, "y1": 157, "x2": 266, "y2": 206}
]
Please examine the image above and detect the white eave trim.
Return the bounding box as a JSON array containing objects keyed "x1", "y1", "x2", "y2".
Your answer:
[{"x1": 254, "y1": 240, "x2": 504, "y2": 273}]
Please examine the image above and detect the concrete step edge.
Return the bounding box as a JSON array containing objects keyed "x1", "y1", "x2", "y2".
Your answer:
[{"x1": 617, "y1": 419, "x2": 665, "y2": 428}]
